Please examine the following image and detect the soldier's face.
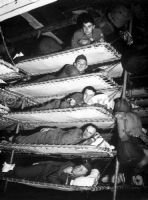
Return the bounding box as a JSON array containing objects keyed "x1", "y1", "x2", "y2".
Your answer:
[
  {"x1": 83, "y1": 22, "x2": 95, "y2": 36},
  {"x1": 83, "y1": 89, "x2": 95, "y2": 103},
  {"x1": 75, "y1": 59, "x2": 87, "y2": 73},
  {"x1": 83, "y1": 126, "x2": 96, "y2": 139}
]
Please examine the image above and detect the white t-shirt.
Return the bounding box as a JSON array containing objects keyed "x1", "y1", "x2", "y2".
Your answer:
[{"x1": 86, "y1": 94, "x2": 115, "y2": 110}]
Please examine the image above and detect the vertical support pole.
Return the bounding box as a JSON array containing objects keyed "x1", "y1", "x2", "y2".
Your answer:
[
  {"x1": 113, "y1": 158, "x2": 120, "y2": 200},
  {"x1": 129, "y1": 16, "x2": 133, "y2": 36},
  {"x1": 122, "y1": 13, "x2": 133, "y2": 100},
  {"x1": 21, "y1": 98, "x2": 26, "y2": 110},
  {"x1": 4, "y1": 123, "x2": 20, "y2": 192},
  {"x1": 122, "y1": 15, "x2": 133, "y2": 100},
  {"x1": 113, "y1": 12, "x2": 133, "y2": 200},
  {"x1": 122, "y1": 70, "x2": 128, "y2": 99}
]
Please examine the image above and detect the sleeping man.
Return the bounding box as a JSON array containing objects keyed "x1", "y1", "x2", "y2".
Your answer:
[
  {"x1": 24, "y1": 86, "x2": 114, "y2": 111},
  {"x1": 31, "y1": 54, "x2": 88, "y2": 83},
  {"x1": 7, "y1": 124, "x2": 114, "y2": 151},
  {"x1": 2, "y1": 159, "x2": 99, "y2": 186},
  {"x1": 27, "y1": 92, "x2": 84, "y2": 111},
  {"x1": 83, "y1": 86, "x2": 115, "y2": 110}
]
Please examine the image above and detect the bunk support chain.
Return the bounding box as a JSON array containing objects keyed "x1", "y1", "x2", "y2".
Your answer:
[
  {"x1": 4, "y1": 123, "x2": 20, "y2": 192},
  {"x1": 112, "y1": 52, "x2": 128, "y2": 200},
  {"x1": 112, "y1": 69, "x2": 128, "y2": 200},
  {"x1": 113, "y1": 157, "x2": 120, "y2": 200}
]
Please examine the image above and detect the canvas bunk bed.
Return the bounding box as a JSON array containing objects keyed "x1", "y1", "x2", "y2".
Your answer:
[
  {"x1": 4, "y1": 71, "x2": 121, "y2": 102},
  {"x1": 0, "y1": 74, "x2": 121, "y2": 113},
  {"x1": 1, "y1": 43, "x2": 122, "y2": 81},
  {"x1": 15, "y1": 42, "x2": 121, "y2": 76},
  {"x1": 0, "y1": 42, "x2": 147, "y2": 198},
  {"x1": 1, "y1": 175, "x2": 147, "y2": 192},
  {"x1": 0, "y1": 104, "x2": 115, "y2": 158}
]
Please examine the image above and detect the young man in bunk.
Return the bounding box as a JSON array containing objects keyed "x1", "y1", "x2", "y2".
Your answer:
[
  {"x1": 25, "y1": 86, "x2": 96, "y2": 111},
  {"x1": 8, "y1": 124, "x2": 94, "y2": 145},
  {"x1": 83, "y1": 86, "x2": 115, "y2": 110},
  {"x1": 32, "y1": 54, "x2": 88, "y2": 82},
  {"x1": 1, "y1": 159, "x2": 96, "y2": 186},
  {"x1": 71, "y1": 13, "x2": 104, "y2": 48},
  {"x1": 5, "y1": 123, "x2": 114, "y2": 151},
  {"x1": 3, "y1": 85, "x2": 115, "y2": 113},
  {"x1": 28, "y1": 92, "x2": 84, "y2": 111},
  {"x1": 24, "y1": 86, "x2": 114, "y2": 111}
]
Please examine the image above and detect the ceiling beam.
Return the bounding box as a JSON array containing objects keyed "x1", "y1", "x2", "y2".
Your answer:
[
  {"x1": 21, "y1": 12, "x2": 63, "y2": 44},
  {"x1": 21, "y1": 12, "x2": 44, "y2": 30},
  {"x1": 7, "y1": 18, "x2": 74, "y2": 44}
]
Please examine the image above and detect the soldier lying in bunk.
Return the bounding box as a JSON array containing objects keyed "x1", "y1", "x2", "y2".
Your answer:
[
  {"x1": 28, "y1": 54, "x2": 88, "y2": 83},
  {"x1": 2, "y1": 159, "x2": 100, "y2": 187},
  {"x1": 114, "y1": 98, "x2": 148, "y2": 172},
  {"x1": 3, "y1": 158, "x2": 146, "y2": 187},
  {"x1": 25, "y1": 91, "x2": 84, "y2": 111},
  {"x1": 23, "y1": 86, "x2": 114, "y2": 111},
  {"x1": 7, "y1": 124, "x2": 114, "y2": 150}
]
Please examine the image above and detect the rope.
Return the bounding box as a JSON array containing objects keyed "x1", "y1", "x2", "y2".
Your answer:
[{"x1": 0, "y1": 26, "x2": 15, "y2": 65}]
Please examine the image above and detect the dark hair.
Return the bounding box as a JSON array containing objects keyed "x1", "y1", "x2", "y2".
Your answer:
[
  {"x1": 82, "y1": 161, "x2": 92, "y2": 175},
  {"x1": 82, "y1": 86, "x2": 96, "y2": 94},
  {"x1": 77, "y1": 13, "x2": 95, "y2": 28},
  {"x1": 75, "y1": 54, "x2": 87, "y2": 63},
  {"x1": 75, "y1": 160, "x2": 92, "y2": 176},
  {"x1": 109, "y1": 3, "x2": 130, "y2": 14},
  {"x1": 81, "y1": 123, "x2": 98, "y2": 133}
]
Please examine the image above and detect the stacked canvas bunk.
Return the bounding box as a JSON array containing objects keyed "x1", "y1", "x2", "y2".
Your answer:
[{"x1": 0, "y1": 42, "x2": 148, "y2": 194}]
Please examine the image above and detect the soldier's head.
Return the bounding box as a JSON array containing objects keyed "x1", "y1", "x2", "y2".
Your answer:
[
  {"x1": 74, "y1": 54, "x2": 88, "y2": 73},
  {"x1": 83, "y1": 124, "x2": 97, "y2": 139},
  {"x1": 82, "y1": 86, "x2": 96, "y2": 103},
  {"x1": 77, "y1": 13, "x2": 95, "y2": 37}
]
